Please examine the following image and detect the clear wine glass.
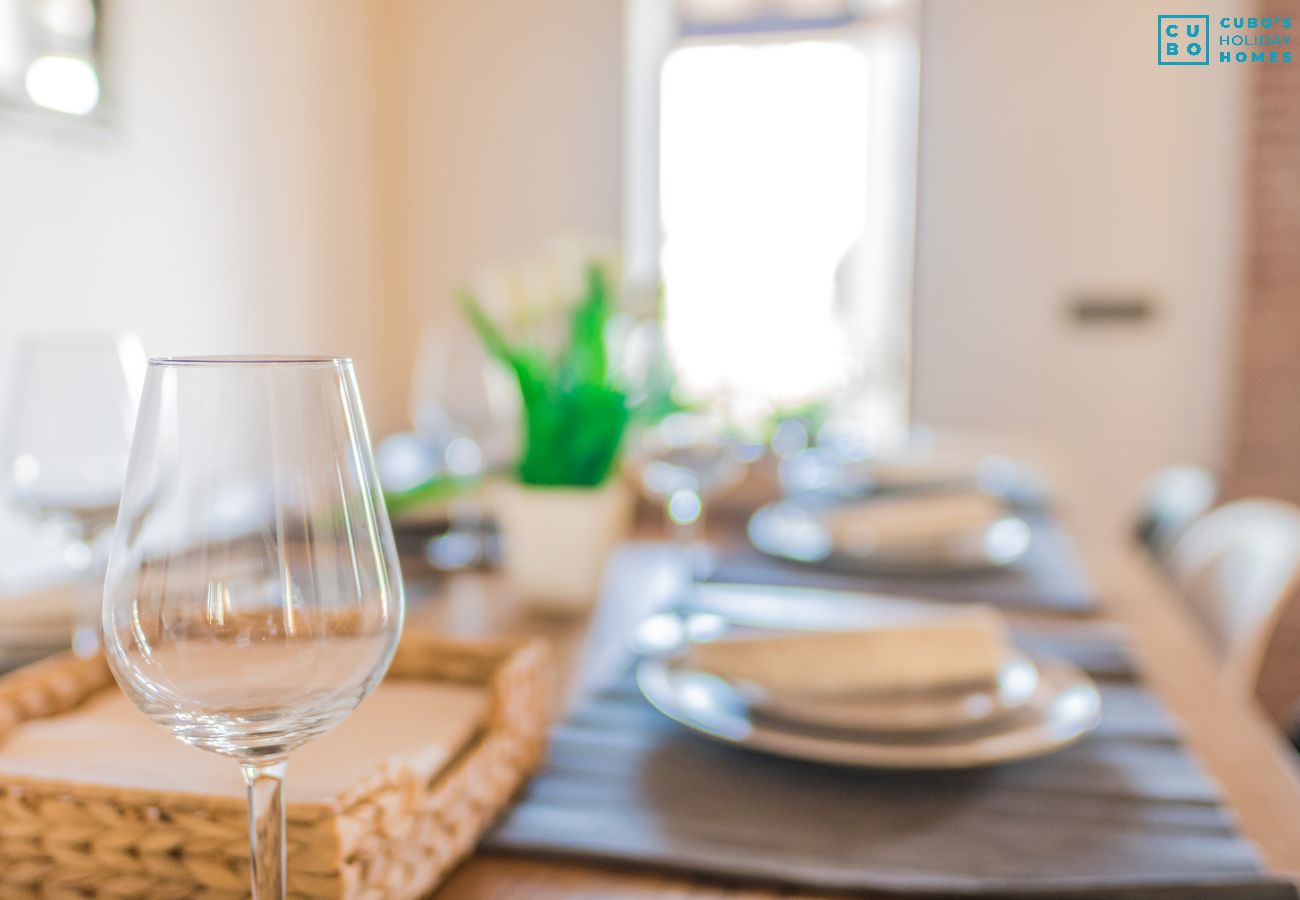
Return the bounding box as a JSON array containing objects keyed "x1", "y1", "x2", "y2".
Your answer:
[
  {"x1": 410, "y1": 323, "x2": 516, "y2": 570},
  {"x1": 636, "y1": 412, "x2": 750, "y2": 583},
  {"x1": 2, "y1": 331, "x2": 146, "y2": 656},
  {"x1": 102, "y1": 356, "x2": 404, "y2": 898}
]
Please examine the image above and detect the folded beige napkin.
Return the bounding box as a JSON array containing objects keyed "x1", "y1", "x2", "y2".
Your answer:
[
  {"x1": 857, "y1": 446, "x2": 982, "y2": 489},
  {"x1": 820, "y1": 491, "x2": 1005, "y2": 552},
  {"x1": 688, "y1": 604, "x2": 1012, "y2": 695},
  {"x1": 0, "y1": 680, "x2": 489, "y2": 802}
]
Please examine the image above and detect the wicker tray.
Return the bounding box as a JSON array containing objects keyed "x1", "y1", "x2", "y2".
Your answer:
[{"x1": 0, "y1": 631, "x2": 553, "y2": 898}]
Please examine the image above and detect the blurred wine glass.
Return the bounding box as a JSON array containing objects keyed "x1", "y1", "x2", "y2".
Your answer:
[
  {"x1": 636, "y1": 411, "x2": 749, "y2": 583},
  {"x1": 2, "y1": 332, "x2": 146, "y2": 656},
  {"x1": 102, "y1": 356, "x2": 404, "y2": 898},
  {"x1": 409, "y1": 323, "x2": 516, "y2": 570}
]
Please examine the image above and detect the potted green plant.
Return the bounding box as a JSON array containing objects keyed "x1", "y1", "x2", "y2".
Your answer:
[{"x1": 462, "y1": 262, "x2": 633, "y2": 612}]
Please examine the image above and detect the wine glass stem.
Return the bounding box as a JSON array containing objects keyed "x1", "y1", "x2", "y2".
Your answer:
[
  {"x1": 242, "y1": 760, "x2": 288, "y2": 898},
  {"x1": 666, "y1": 488, "x2": 706, "y2": 587},
  {"x1": 65, "y1": 537, "x2": 100, "y2": 658}
]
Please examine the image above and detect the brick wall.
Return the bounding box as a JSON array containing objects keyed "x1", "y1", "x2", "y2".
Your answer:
[
  {"x1": 1224, "y1": 0, "x2": 1300, "y2": 501},
  {"x1": 1225, "y1": 1, "x2": 1300, "y2": 727}
]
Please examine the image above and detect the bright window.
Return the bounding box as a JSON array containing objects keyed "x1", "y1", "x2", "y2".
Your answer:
[
  {"x1": 661, "y1": 40, "x2": 867, "y2": 407},
  {"x1": 656, "y1": 11, "x2": 917, "y2": 436}
]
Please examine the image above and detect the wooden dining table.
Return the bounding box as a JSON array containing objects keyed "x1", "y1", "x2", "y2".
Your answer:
[{"x1": 403, "y1": 466, "x2": 1300, "y2": 899}]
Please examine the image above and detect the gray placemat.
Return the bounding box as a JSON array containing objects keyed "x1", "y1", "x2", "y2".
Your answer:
[
  {"x1": 486, "y1": 631, "x2": 1296, "y2": 898},
  {"x1": 711, "y1": 513, "x2": 1098, "y2": 615}
]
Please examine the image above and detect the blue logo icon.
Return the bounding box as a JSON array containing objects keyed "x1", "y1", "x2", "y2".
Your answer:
[{"x1": 1159, "y1": 15, "x2": 1210, "y2": 65}]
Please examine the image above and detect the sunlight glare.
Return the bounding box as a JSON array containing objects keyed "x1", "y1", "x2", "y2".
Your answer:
[
  {"x1": 660, "y1": 41, "x2": 869, "y2": 413},
  {"x1": 25, "y1": 53, "x2": 99, "y2": 115}
]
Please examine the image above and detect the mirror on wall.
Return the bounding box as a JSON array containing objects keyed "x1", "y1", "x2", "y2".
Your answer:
[{"x1": 0, "y1": 0, "x2": 101, "y2": 119}]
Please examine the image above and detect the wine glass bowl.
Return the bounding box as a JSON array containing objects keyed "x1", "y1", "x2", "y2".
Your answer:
[
  {"x1": 408, "y1": 323, "x2": 516, "y2": 570},
  {"x1": 3, "y1": 331, "x2": 147, "y2": 654},
  {"x1": 111, "y1": 590, "x2": 399, "y2": 762},
  {"x1": 637, "y1": 412, "x2": 747, "y2": 517},
  {"x1": 4, "y1": 333, "x2": 144, "y2": 531},
  {"x1": 635, "y1": 412, "x2": 751, "y2": 585},
  {"x1": 102, "y1": 355, "x2": 403, "y2": 895}
]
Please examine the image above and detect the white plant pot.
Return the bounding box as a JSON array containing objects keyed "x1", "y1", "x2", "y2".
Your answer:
[{"x1": 492, "y1": 479, "x2": 632, "y2": 614}]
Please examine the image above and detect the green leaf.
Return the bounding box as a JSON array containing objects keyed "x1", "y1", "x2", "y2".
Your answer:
[
  {"x1": 459, "y1": 291, "x2": 514, "y2": 362},
  {"x1": 563, "y1": 264, "x2": 610, "y2": 387},
  {"x1": 459, "y1": 261, "x2": 631, "y2": 488},
  {"x1": 383, "y1": 473, "x2": 477, "y2": 517}
]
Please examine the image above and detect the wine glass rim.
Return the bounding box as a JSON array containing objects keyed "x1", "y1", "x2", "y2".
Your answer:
[{"x1": 150, "y1": 355, "x2": 351, "y2": 367}]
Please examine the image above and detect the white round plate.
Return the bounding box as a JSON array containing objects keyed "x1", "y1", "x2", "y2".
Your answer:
[
  {"x1": 734, "y1": 654, "x2": 1040, "y2": 734},
  {"x1": 636, "y1": 653, "x2": 1101, "y2": 769},
  {"x1": 780, "y1": 447, "x2": 992, "y2": 496},
  {"x1": 747, "y1": 500, "x2": 1032, "y2": 575}
]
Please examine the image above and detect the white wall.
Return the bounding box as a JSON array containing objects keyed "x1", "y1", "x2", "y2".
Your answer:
[
  {"x1": 387, "y1": 0, "x2": 625, "y2": 398},
  {"x1": 913, "y1": 0, "x2": 1247, "y2": 534},
  {"x1": 0, "y1": 0, "x2": 625, "y2": 434},
  {"x1": 0, "y1": 0, "x2": 1249, "y2": 541},
  {"x1": 0, "y1": 0, "x2": 400, "y2": 430}
]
